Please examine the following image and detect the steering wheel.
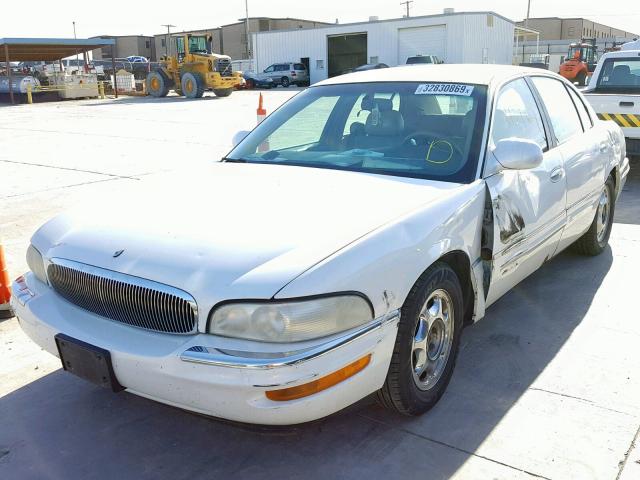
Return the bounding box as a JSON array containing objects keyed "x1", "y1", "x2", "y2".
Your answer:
[{"x1": 402, "y1": 132, "x2": 465, "y2": 160}]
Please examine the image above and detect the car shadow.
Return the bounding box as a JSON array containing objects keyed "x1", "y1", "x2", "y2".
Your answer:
[
  {"x1": 613, "y1": 161, "x2": 639, "y2": 225},
  {"x1": 0, "y1": 245, "x2": 614, "y2": 480}
]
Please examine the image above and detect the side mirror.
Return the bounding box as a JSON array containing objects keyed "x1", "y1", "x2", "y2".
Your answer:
[
  {"x1": 232, "y1": 130, "x2": 250, "y2": 148},
  {"x1": 492, "y1": 138, "x2": 543, "y2": 171}
]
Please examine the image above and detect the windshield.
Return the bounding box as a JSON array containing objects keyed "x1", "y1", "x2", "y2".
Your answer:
[
  {"x1": 407, "y1": 56, "x2": 432, "y2": 64},
  {"x1": 227, "y1": 82, "x2": 488, "y2": 183},
  {"x1": 596, "y1": 57, "x2": 640, "y2": 92}
]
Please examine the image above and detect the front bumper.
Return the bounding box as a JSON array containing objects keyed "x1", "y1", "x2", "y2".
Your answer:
[{"x1": 11, "y1": 273, "x2": 398, "y2": 425}]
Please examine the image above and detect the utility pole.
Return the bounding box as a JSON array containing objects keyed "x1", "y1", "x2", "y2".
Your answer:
[
  {"x1": 244, "y1": 0, "x2": 251, "y2": 60},
  {"x1": 400, "y1": 0, "x2": 413, "y2": 18},
  {"x1": 73, "y1": 21, "x2": 78, "y2": 73},
  {"x1": 525, "y1": 0, "x2": 532, "y2": 27},
  {"x1": 161, "y1": 24, "x2": 175, "y2": 56}
]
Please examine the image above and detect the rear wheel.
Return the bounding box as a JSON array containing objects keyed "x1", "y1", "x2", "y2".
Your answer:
[
  {"x1": 146, "y1": 70, "x2": 169, "y2": 97},
  {"x1": 572, "y1": 176, "x2": 615, "y2": 256},
  {"x1": 377, "y1": 262, "x2": 464, "y2": 416},
  {"x1": 213, "y1": 88, "x2": 233, "y2": 97},
  {"x1": 181, "y1": 72, "x2": 205, "y2": 99},
  {"x1": 281, "y1": 76, "x2": 290, "y2": 88}
]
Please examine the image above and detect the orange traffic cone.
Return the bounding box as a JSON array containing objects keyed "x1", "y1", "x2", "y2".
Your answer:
[
  {"x1": 257, "y1": 93, "x2": 270, "y2": 153},
  {"x1": 0, "y1": 241, "x2": 14, "y2": 319},
  {"x1": 256, "y1": 93, "x2": 267, "y2": 124}
]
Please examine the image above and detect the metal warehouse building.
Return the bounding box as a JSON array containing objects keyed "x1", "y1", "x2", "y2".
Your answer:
[{"x1": 251, "y1": 10, "x2": 515, "y2": 84}]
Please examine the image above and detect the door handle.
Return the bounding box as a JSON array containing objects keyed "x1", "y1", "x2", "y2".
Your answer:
[
  {"x1": 620, "y1": 101, "x2": 635, "y2": 107},
  {"x1": 550, "y1": 167, "x2": 565, "y2": 182}
]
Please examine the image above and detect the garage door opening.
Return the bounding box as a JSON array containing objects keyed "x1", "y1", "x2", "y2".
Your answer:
[
  {"x1": 327, "y1": 33, "x2": 367, "y2": 77},
  {"x1": 398, "y1": 25, "x2": 446, "y2": 65}
]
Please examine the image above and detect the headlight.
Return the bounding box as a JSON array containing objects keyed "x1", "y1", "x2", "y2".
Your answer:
[
  {"x1": 26, "y1": 244, "x2": 47, "y2": 284},
  {"x1": 208, "y1": 295, "x2": 373, "y2": 343}
]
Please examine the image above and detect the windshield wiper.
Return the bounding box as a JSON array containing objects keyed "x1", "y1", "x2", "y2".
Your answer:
[{"x1": 221, "y1": 157, "x2": 247, "y2": 163}]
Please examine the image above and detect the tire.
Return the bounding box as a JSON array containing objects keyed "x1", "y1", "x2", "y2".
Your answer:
[
  {"x1": 281, "y1": 76, "x2": 290, "y2": 88},
  {"x1": 146, "y1": 70, "x2": 169, "y2": 97},
  {"x1": 213, "y1": 88, "x2": 233, "y2": 97},
  {"x1": 181, "y1": 72, "x2": 205, "y2": 99},
  {"x1": 576, "y1": 71, "x2": 587, "y2": 86},
  {"x1": 572, "y1": 176, "x2": 615, "y2": 256},
  {"x1": 377, "y1": 262, "x2": 464, "y2": 416}
]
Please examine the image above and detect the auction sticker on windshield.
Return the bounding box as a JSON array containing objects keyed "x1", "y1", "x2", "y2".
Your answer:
[{"x1": 415, "y1": 84, "x2": 474, "y2": 96}]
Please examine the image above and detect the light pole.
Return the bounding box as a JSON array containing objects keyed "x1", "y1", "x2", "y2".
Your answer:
[
  {"x1": 525, "y1": 0, "x2": 532, "y2": 28},
  {"x1": 161, "y1": 24, "x2": 176, "y2": 56},
  {"x1": 244, "y1": 0, "x2": 251, "y2": 60}
]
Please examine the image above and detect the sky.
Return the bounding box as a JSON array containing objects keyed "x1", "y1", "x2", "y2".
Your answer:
[{"x1": 1, "y1": 0, "x2": 639, "y2": 38}]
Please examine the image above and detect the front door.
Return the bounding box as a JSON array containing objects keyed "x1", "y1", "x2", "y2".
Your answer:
[{"x1": 484, "y1": 78, "x2": 567, "y2": 306}]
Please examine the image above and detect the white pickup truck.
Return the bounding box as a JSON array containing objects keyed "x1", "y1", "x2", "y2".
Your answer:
[{"x1": 583, "y1": 39, "x2": 640, "y2": 157}]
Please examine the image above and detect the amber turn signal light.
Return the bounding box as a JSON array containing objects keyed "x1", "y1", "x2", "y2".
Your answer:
[{"x1": 265, "y1": 354, "x2": 372, "y2": 402}]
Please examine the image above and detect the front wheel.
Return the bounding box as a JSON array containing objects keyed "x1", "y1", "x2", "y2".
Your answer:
[
  {"x1": 213, "y1": 88, "x2": 233, "y2": 97},
  {"x1": 146, "y1": 71, "x2": 169, "y2": 97},
  {"x1": 377, "y1": 262, "x2": 463, "y2": 416},
  {"x1": 572, "y1": 177, "x2": 615, "y2": 255},
  {"x1": 181, "y1": 72, "x2": 205, "y2": 99}
]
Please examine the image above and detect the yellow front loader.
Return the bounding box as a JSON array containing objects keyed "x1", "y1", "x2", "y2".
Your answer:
[{"x1": 146, "y1": 34, "x2": 242, "y2": 98}]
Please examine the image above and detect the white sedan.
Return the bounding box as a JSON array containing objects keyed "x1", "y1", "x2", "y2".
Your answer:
[{"x1": 13, "y1": 65, "x2": 629, "y2": 425}]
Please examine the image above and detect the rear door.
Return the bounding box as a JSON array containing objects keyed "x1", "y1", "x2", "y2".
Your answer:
[
  {"x1": 530, "y1": 76, "x2": 607, "y2": 248},
  {"x1": 484, "y1": 78, "x2": 567, "y2": 306}
]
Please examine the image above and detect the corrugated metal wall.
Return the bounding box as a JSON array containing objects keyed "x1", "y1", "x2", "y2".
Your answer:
[{"x1": 252, "y1": 12, "x2": 515, "y2": 84}]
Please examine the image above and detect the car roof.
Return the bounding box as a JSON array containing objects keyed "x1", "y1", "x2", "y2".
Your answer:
[
  {"x1": 315, "y1": 64, "x2": 549, "y2": 88},
  {"x1": 599, "y1": 49, "x2": 640, "y2": 59}
]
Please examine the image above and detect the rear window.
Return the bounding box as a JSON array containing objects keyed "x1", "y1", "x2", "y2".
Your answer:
[
  {"x1": 596, "y1": 57, "x2": 640, "y2": 92},
  {"x1": 294, "y1": 63, "x2": 306, "y2": 71},
  {"x1": 407, "y1": 56, "x2": 432, "y2": 64}
]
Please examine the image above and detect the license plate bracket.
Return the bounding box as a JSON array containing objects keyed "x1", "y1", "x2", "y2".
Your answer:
[{"x1": 55, "y1": 334, "x2": 124, "y2": 392}]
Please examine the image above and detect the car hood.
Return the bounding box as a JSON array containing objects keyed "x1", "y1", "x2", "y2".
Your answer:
[
  {"x1": 34, "y1": 162, "x2": 462, "y2": 313},
  {"x1": 245, "y1": 72, "x2": 272, "y2": 81}
]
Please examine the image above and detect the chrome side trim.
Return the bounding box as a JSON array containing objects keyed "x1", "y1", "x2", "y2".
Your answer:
[{"x1": 180, "y1": 309, "x2": 401, "y2": 369}]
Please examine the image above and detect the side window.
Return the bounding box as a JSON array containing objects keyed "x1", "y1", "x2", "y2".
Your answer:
[
  {"x1": 276, "y1": 64, "x2": 288, "y2": 72},
  {"x1": 491, "y1": 78, "x2": 548, "y2": 150},
  {"x1": 264, "y1": 65, "x2": 274, "y2": 73},
  {"x1": 566, "y1": 86, "x2": 593, "y2": 130},
  {"x1": 531, "y1": 77, "x2": 584, "y2": 144}
]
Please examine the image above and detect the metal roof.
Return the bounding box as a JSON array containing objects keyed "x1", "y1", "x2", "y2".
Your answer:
[
  {"x1": 0, "y1": 38, "x2": 115, "y2": 61},
  {"x1": 252, "y1": 11, "x2": 514, "y2": 37}
]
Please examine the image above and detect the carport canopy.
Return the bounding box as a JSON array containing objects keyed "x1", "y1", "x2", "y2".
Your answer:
[{"x1": 0, "y1": 37, "x2": 115, "y2": 62}]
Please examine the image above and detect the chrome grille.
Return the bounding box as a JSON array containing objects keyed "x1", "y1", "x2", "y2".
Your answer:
[
  {"x1": 215, "y1": 59, "x2": 233, "y2": 77},
  {"x1": 47, "y1": 259, "x2": 198, "y2": 334}
]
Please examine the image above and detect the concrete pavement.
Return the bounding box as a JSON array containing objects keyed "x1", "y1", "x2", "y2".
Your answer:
[{"x1": 1, "y1": 92, "x2": 639, "y2": 479}]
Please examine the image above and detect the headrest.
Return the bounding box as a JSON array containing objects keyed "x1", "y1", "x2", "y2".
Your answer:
[
  {"x1": 360, "y1": 95, "x2": 393, "y2": 112},
  {"x1": 365, "y1": 110, "x2": 405, "y2": 136},
  {"x1": 613, "y1": 65, "x2": 631, "y2": 75},
  {"x1": 350, "y1": 122, "x2": 365, "y2": 135}
]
